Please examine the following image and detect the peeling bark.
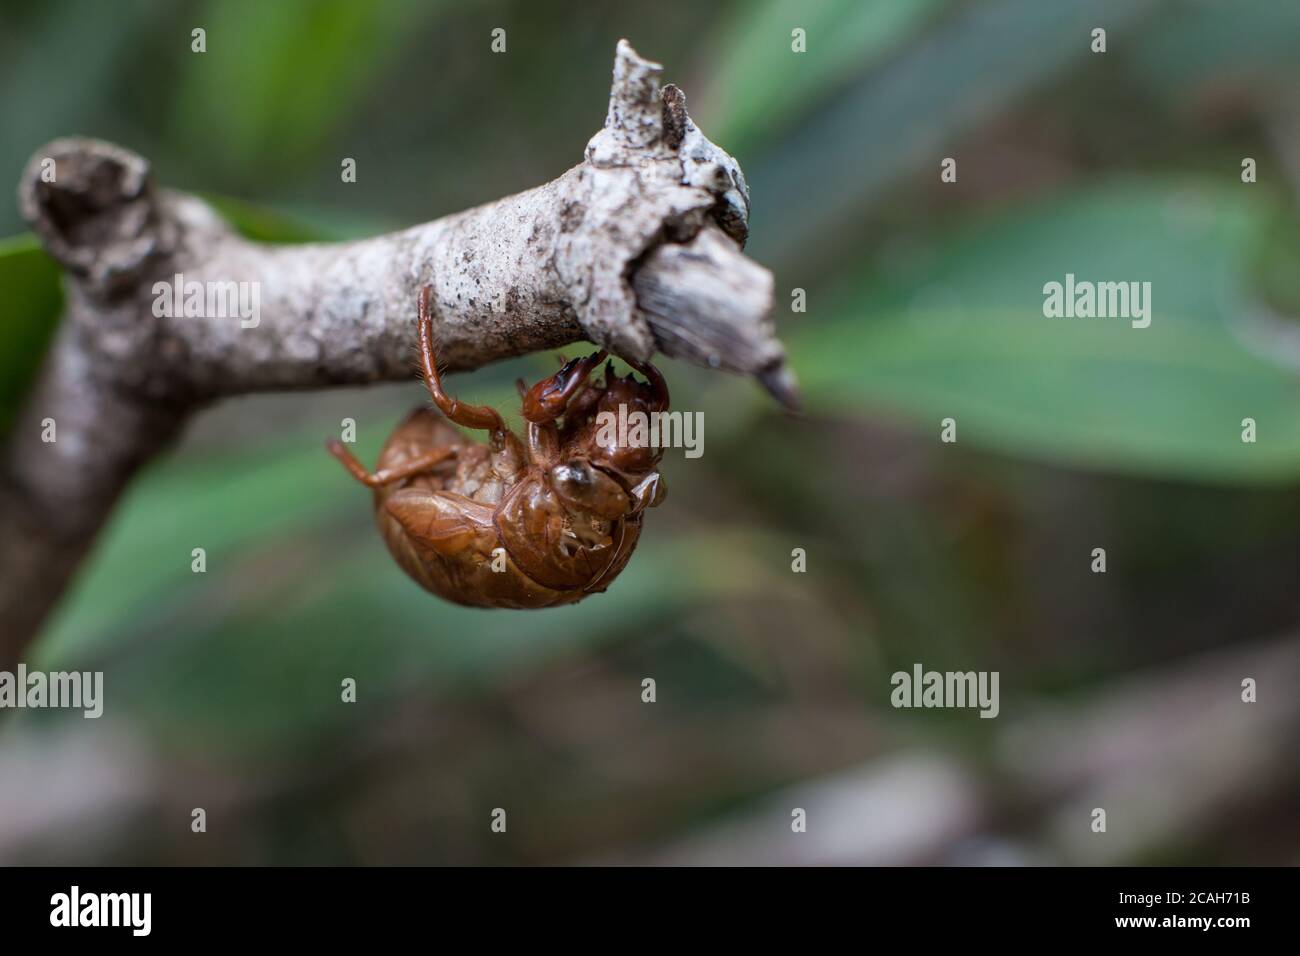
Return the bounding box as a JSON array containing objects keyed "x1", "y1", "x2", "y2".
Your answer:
[{"x1": 0, "y1": 40, "x2": 795, "y2": 664}]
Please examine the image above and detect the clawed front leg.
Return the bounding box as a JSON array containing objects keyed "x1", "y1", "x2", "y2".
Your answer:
[
  {"x1": 522, "y1": 348, "x2": 608, "y2": 423},
  {"x1": 622, "y1": 356, "x2": 670, "y2": 412}
]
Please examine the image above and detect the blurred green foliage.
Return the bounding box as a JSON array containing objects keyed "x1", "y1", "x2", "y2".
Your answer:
[
  {"x1": 170, "y1": 0, "x2": 443, "y2": 177},
  {"x1": 799, "y1": 181, "x2": 1300, "y2": 481},
  {"x1": 0, "y1": 236, "x2": 61, "y2": 437},
  {"x1": 705, "y1": 0, "x2": 946, "y2": 157}
]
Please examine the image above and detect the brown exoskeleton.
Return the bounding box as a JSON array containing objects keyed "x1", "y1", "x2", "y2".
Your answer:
[{"x1": 327, "y1": 286, "x2": 668, "y2": 608}]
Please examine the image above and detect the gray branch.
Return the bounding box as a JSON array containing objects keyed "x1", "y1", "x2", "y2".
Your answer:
[{"x1": 0, "y1": 40, "x2": 795, "y2": 666}]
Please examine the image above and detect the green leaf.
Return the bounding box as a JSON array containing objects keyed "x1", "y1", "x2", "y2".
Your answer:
[
  {"x1": 1129, "y1": 0, "x2": 1300, "y2": 100},
  {"x1": 702, "y1": 0, "x2": 948, "y2": 157},
  {"x1": 0, "y1": 234, "x2": 62, "y2": 438},
  {"x1": 201, "y1": 194, "x2": 335, "y2": 244},
  {"x1": 794, "y1": 180, "x2": 1300, "y2": 483},
  {"x1": 94, "y1": 526, "x2": 777, "y2": 754},
  {"x1": 34, "y1": 430, "x2": 368, "y2": 666},
  {"x1": 1248, "y1": 204, "x2": 1300, "y2": 318},
  {"x1": 170, "y1": 0, "x2": 443, "y2": 176},
  {"x1": 742, "y1": 0, "x2": 1165, "y2": 264}
]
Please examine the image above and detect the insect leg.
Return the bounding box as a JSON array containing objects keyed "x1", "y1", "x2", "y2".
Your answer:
[
  {"x1": 416, "y1": 285, "x2": 508, "y2": 433},
  {"x1": 327, "y1": 440, "x2": 455, "y2": 488},
  {"x1": 521, "y1": 348, "x2": 608, "y2": 423},
  {"x1": 526, "y1": 420, "x2": 560, "y2": 464},
  {"x1": 624, "y1": 357, "x2": 670, "y2": 412}
]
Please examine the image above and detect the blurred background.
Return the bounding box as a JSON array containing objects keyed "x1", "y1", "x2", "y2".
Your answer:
[{"x1": 3, "y1": 0, "x2": 1300, "y2": 865}]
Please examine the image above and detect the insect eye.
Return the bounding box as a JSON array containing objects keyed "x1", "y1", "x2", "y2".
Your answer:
[{"x1": 551, "y1": 462, "x2": 590, "y2": 489}]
